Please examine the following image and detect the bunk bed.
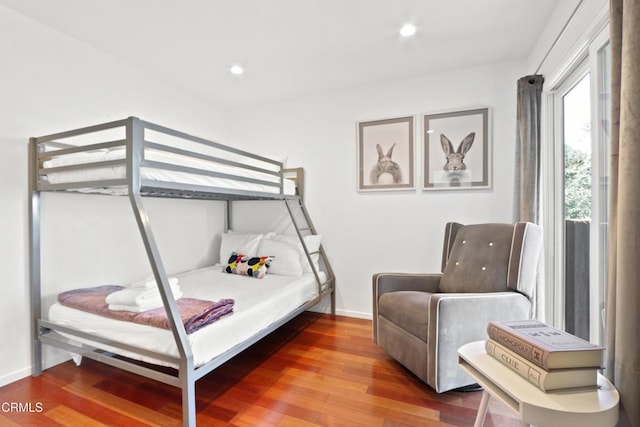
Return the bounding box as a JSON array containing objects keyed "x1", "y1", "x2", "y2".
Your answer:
[{"x1": 29, "y1": 117, "x2": 336, "y2": 427}]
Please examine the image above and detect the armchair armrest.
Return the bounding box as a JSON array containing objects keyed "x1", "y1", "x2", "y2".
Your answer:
[
  {"x1": 426, "y1": 292, "x2": 531, "y2": 391},
  {"x1": 373, "y1": 273, "x2": 441, "y2": 296},
  {"x1": 372, "y1": 273, "x2": 441, "y2": 344}
]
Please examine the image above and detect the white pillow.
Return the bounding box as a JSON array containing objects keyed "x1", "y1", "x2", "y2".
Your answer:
[
  {"x1": 219, "y1": 232, "x2": 263, "y2": 264},
  {"x1": 268, "y1": 234, "x2": 322, "y2": 274},
  {"x1": 257, "y1": 238, "x2": 303, "y2": 277}
]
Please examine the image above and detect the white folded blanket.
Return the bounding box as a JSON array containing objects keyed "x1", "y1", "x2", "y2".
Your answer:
[
  {"x1": 129, "y1": 276, "x2": 180, "y2": 289},
  {"x1": 107, "y1": 300, "x2": 182, "y2": 313},
  {"x1": 106, "y1": 278, "x2": 181, "y2": 307}
]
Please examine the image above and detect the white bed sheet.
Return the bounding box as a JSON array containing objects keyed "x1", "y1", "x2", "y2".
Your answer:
[
  {"x1": 42, "y1": 148, "x2": 295, "y2": 195},
  {"x1": 48, "y1": 265, "x2": 324, "y2": 367}
]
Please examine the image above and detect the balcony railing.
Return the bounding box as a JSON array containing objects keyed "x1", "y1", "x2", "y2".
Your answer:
[{"x1": 565, "y1": 219, "x2": 590, "y2": 340}]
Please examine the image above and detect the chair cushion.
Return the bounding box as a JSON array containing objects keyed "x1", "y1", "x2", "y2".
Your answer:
[
  {"x1": 439, "y1": 223, "x2": 514, "y2": 293},
  {"x1": 378, "y1": 291, "x2": 431, "y2": 342}
]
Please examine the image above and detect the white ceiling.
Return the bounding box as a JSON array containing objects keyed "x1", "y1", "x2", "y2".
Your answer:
[{"x1": 2, "y1": 0, "x2": 560, "y2": 109}]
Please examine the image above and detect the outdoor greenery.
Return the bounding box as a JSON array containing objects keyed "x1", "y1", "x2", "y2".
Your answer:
[{"x1": 564, "y1": 144, "x2": 592, "y2": 220}]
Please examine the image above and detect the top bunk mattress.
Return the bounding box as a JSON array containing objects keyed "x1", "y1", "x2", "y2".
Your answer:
[
  {"x1": 48, "y1": 265, "x2": 325, "y2": 368},
  {"x1": 33, "y1": 117, "x2": 296, "y2": 198},
  {"x1": 41, "y1": 147, "x2": 296, "y2": 196}
]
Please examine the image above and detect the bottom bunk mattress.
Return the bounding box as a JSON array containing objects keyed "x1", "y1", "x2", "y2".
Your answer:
[{"x1": 48, "y1": 265, "x2": 326, "y2": 368}]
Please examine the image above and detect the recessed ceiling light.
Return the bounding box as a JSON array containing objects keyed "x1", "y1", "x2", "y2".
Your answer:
[
  {"x1": 230, "y1": 65, "x2": 244, "y2": 75},
  {"x1": 426, "y1": 129, "x2": 435, "y2": 134},
  {"x1": 400, "y1": 23, "x2": 417, "y2": 38}
]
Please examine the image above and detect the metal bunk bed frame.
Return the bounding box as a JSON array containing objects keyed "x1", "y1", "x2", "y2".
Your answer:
[{"x1": 28, "y1": 116, "x2": 335, "y2": 426}]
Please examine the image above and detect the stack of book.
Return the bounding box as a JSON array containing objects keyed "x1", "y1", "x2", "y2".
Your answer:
[{"x1": 485, "y1": 319, "x2": 604, "y2": 392}]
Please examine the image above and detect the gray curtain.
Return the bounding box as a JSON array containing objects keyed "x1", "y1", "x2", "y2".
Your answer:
[
  {"x1": 515, "y1": 75, "x2": 544, "y2": 224},
  {"x1": 605, "y1": 1, "x2": 640, "y2": 426},
  {"x1": 515, "y1": 75, "x2": 544, "y2": 319}
]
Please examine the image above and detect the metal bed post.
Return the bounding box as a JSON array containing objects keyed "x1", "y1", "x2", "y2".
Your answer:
[
  {"x1": 29, "y1": 137, "x2": 43, "y2": 376},
  {"x1": 125, "y1": 117, "x2": 196, "y2": 427},
  {"x1": 225, "y1": 200, "x2": 232, "y2": 231}
]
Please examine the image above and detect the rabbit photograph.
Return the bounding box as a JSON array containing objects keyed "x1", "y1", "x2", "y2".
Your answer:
[
  {"x1": 357, "y1": 116, "x2": 414, "y2": 191},
  {"x1": 423, "y1": 108, "x2": 490, "y2": 190},
  {"x1": 439, "y1": 132, "x2": 475, "y2": 186},
  {"x1": 370, "y1": 143, "x2": 403, "y2": 185}
]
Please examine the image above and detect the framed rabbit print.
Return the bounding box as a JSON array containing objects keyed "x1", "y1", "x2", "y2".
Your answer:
[
  {"x1": 422, "y1": 107, "x2": 490, "y2": 190},
  {"x1": 357, "y1": 115, "x2": 415, "y2": 191}
]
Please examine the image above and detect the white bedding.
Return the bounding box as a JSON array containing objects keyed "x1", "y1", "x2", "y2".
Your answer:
[
  {"x1": 48, "y1": 265, "x2": 324, "y2": 367},
  {"x1": 42, "y1": 147, "x2": 295, "y2": 195}
]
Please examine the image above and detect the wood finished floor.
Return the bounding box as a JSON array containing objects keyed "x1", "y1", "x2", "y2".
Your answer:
[{"x1": 0, "y1": 313, "x2": 520, "y2": 426}]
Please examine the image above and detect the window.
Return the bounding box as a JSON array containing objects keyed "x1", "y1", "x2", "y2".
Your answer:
[{"x1": 544, "y1": 27, "x2": 610, "y2": 345}]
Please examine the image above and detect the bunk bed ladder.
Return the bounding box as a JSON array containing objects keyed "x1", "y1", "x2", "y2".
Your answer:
[{"x1": 284, "y1": 197, "x2": 336, "y2": 314}]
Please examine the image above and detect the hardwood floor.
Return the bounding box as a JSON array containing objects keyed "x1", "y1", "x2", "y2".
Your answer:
[{"x1": 0, "y1": 313, "x2": 520, "y2": 426}]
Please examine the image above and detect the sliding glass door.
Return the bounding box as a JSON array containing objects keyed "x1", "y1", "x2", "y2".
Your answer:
[{"x1": 547, "y1": 28, "x2": 610, "y2": 345}]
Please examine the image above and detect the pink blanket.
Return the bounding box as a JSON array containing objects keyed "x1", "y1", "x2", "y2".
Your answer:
[{"x1": 58, "y1": 285, "x2": 234, "y2": 334}]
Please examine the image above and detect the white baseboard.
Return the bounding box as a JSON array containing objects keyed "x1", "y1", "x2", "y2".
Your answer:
[
  {"x1": 307, "y1": 304, "x2": 372, "y2": 320},
  {"x1": 0, "y1": 367, "x2": 32, "y2": 388},
  {"x1": 306, "y1": 294, "x2": 373, "y2": 320},
  {"x1": 335, "y1": 309, "x2": 372, "y2": 320},
  {"x1": 0, "y1": 353, "x2": 71, "y2": 388}
]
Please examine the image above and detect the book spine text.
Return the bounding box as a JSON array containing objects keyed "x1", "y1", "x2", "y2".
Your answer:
[
  {"x1": 487, "y1": 323, "x2": 548, "y2": 368},
  {"x1": 485, "y1": 340, "x2": 544, "y2": 390}
]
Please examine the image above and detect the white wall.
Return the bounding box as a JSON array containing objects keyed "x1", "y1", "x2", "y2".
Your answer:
[
  {"x1": 0, "y1": 6, "x2": 229, "y2": 386},
  {"x1": 225, "y1": 60, "x2": 528, "y2": 318}
]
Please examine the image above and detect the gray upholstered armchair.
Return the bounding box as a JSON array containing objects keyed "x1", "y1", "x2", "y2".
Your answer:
[{"x1": 372, "y1": 222, "x2": 543, "y2": 393}]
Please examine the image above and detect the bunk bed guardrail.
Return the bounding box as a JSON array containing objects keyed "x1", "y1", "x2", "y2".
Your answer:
[{"x1": 34, "y1": 116, "x2": 287, "y2": 199}]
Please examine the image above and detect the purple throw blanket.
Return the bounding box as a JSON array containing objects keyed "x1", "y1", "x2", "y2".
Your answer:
[{"x1": 58, "y1": 285, "x2": 234, "y2": 334}]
